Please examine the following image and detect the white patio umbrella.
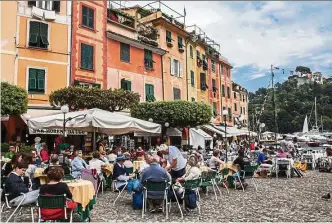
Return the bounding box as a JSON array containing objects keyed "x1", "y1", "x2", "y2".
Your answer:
[{"x1": 28, "y1": 108, "x2": 161, "y2": 135}]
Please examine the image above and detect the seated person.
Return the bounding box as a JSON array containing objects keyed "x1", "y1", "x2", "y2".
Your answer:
[
  {"x1": 257, "y1": 149, "x2": 273, "y2": 165},
  {"x1": 23, "y1": 154, "x2": 38, "y2": 189},
  {"x1": 177, "y1": 155, "x2": 201, "y2": 183},
  {"x1": 39, "y1": 166, "x2": 77, "y2": 218},
  {"x1": 136, "y1": 147, "x2": 146, "y2": 160},
  {"x1": 233, "y1": 149, "x2": 250, "y2": 172},
  {"x1": 2, "y1": 153, "x2": 23, "y2": 177},
  {"x1": 123, "y1": 152, "x2": 133, "y2": 168},
  {"x1": 89, "y1": 151, "x2": 105, "y2": 175},
  {"x1": 71, "y1": 150, "x2": 88, "y2": 179},
  {"x1": 113, "y1": 155, "x2": 135, "y2": 191},
  {"x1": 100, "y1": 151, "x2": 109, "y2": 164},
  {"x1": 5, "y1": 162, "x2": 39, "y2": 206},
  {"x1": 44, "y1": 155, "x2": 63, "y2": 175},
  {"x1": 276, "y1": 149, "x2": 288, "y2": 158},
  {"x1": 5, "y1": 145, "x2": 16, "y2": 159},
  {"x1": 209, "y1": 150, "x2": 224, "y2": 171},
  {"x1": 140, "y1": 155, "x2": 171, "y2": 213}
]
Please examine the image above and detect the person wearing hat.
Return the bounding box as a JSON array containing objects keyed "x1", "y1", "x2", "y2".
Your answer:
[
  {"x1": 5, "y1": 145, "x2": 16, "y2": 159},
  {"x1": 71, "y1": 150, "x2": 88, "y2": 179},
  {"x1": 159, "y1": 144, "x2": 186, "y2": 180},
  {"x1": 113, "y1": 154, "x2": 135, "y2": 190}
]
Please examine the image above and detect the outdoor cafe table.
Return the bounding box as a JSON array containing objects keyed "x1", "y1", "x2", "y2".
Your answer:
[
  {"x1": 66, "y1": 179, "x2": 96, "y2": 221},
  {"x1": 34, "y1": 168, "x2": 48, "y2": 184},
  {"x1": 133, "y1": 160, "x2": 145, "y2": 172}
]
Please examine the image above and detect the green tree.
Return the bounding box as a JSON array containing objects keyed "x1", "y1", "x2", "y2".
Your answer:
[
  {"x1": 295, "y1": 66, "x2": 311, "y2": 74},
  {"x1": 1, "y1": 82, "x2": 28, "y2": 116},
  {"x1": 131, "y1": 101, "x2": 212, "y2": 128},
  {"x1": 49, "y1": 87, "x2": 140, "y2": 112}
]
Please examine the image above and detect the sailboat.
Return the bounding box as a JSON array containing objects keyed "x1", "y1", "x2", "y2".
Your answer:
[{"x1": 302, "y1": 115, "x2": 309, "y2": 134}]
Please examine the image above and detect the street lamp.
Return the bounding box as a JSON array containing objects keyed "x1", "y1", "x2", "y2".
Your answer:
[
  {"x1": 164, "y1": 122, "x2": 169, "y2": 127},
  {"x1": 24, "y1": 114, "x2": 31, "y2": 144},
  {"x1": 148, "y1": 118, "x2": 153, "y2": 122},
  {"x1": 61, "y1": 105, "x2": 69, "y2": 137},
  {"x1": 222, "y1": 109, "x2": 228, "y2": 162},
  {"x1": 259, "y1": 123, "x2": 265, "y2": 142},
  {"x1": 148, "y1": 118, "x2": 153, "y2": 149}
]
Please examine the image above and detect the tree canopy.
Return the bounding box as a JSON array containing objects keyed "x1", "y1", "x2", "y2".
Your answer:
[
  {"x1": 49, "y1": 87, "x2": 140, "y2": 112},
  {"x1": 131, "y1": 101, "x2": 212, "y2": 128},
  {"x1": 1, "y1": 82, "x2": 28, "y2": 116},
  {"x1": 249, "y1": 79, "x2": 332, "y2": 133},
  {"x1": 295, "y1": 66, "x2": 311, "y2": 74}
]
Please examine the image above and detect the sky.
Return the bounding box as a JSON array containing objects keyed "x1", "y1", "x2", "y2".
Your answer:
[{"x1": 120, "y1": 1, "x2": 332, "y2": 92}]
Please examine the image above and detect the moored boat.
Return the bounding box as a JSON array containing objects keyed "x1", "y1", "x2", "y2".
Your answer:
[{"x1": 307, "y1": 140, "x2": 320, "y2": 147}]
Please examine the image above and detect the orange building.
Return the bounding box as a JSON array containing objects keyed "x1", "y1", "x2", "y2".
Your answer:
[
  {"x1": 106, "y1": 7, "x2": 166, "y2": 102},
  {"x1": 71, "y1": 0, "x2": 107, "y2": 88}
]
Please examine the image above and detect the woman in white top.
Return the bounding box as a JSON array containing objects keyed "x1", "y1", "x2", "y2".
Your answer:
[
  {"x1": 177, "y1": 155, "x2": 201, "y2": 183},
  {"x1": 209, "y1": 150, "x2": 224, "y2": 171},
  {"x1": 89, "y1": 151, "x2": 105, "y2": 174}
]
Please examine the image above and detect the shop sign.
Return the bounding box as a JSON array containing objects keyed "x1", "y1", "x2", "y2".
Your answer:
[{"x1": 29, "y1": 128, "x2": 87, "y2": 135}]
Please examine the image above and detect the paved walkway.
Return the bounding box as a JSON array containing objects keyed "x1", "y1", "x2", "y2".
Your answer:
[{"x1": 1, "y1": 171, "x2": 331, "y2": 222}]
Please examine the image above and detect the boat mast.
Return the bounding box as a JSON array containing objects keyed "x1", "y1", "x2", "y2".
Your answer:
[
  {"x1": 315, "y1": 97, "x2": 318, "y2": 129},
  {"x1": 321, "y1": 115, "x2": 323, "y2": 133}
]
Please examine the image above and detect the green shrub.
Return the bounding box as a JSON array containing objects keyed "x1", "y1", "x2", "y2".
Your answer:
[{"x1": 1, "y1": 143, "x2": 10, "y2": 153}]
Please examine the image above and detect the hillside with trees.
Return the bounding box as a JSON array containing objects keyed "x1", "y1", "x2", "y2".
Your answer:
[{"x1": 248, "y1": 79, "x2": 332, "y2": 133}]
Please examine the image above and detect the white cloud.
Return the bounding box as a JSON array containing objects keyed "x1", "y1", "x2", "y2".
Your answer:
[{"x1": 249, "y1": 73, "x2": 266, "y2": 80}]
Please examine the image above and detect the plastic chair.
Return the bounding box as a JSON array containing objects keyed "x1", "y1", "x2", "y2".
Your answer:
[
  {"x1": 199, "y1": 171, "x2": 218, "y2": 200},
  {"x1": 142, "y1": 180, "x2": 170, "y2": 219},
  {"x1": 217, "y1": 168, "x2": 230, "y2": 195},
  {"x1": 37, "y1": 194, "x2": 73, "y2": 223},
  {"x1": 240, "y1": 165, "x2": 258, "y2": 191},
  {"x1": 182, "y1": 179, "x2": 201, "y2": 214}
]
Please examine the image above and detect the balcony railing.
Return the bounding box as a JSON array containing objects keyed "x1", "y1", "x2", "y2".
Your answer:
[{"x1": 107, "y1": 8, "x2": 135, "y2": 29}]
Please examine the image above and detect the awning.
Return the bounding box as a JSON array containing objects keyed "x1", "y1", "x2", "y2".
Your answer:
[
  {"x1": 214, "y1": 125, "x2": 250, "y2": 136},
  {"x1": 193, "y1": 128, "x2": 213, "y2": 139},
  {"x1": 202, "y1": 124, "x2": 225, "y2": 137},
  {"x1": 21, "y1": 109, "x2": 62, "y2": 124},
  {"x1": 189, "y1": 128, "x2": 213, "y2": 149},
  {"x1": 166, "y1": 128, "x2": 182, "y2": 137}
]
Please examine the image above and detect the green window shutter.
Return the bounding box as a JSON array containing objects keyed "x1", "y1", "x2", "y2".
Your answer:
[
  {"x1": 166, "y1": 30, "x2": 171, "y2": 42},
  {"x1": 173, "y1": 88, "x2": 181, "y2": 100},
  {"x1": 88, "y1": 8, "x2": 94, "y2": 29},
  {"x1": 29, "y1": 21, "x2": 39, "y2": 44},
  {"x1": 196, "y1": 51, "x2": 200, "y2": 58},
  {"x1": 222, "y1": 85, "x2": 225, "y2": 96},
  {"x1": 190, "y1": 71, "x2": 195, "y2": 86},
  {"x1": 37, "y1": 69, "x2": 45, "y2": 90},
  {"x1": 93, "y1": 83, "x2": 101, "y2": 88},
  {"x1": 190, "y1": 45, "x2": 193, "y2": 58},
  {"x1": 81, "y1": 43, "x2": 93, "y2": 70},
  {"x1": 144, "y1": 50, "x2": 153, "y2": 68},
  {"x1": 191, "y1": 97, "x2": 195, "y2": 102},
  {"x1": 178, "y1": 36, "x2": 183, "y2": 48},
  {"x1": 121, "y1": 79, "x2": 126, "y2": 90},
  {"x1": 228, "y1": 107, "x2": 231, "y2": 117},
  {"x1": 120, "y1": 43, "x2": 130, "y2": 62},
  {"x1": 127, "y1": 81, "x2": 131, "y2": 91},
  {"x1": 28, "y1": 68, "x2": 37, "y2": 90},
  {"x1": 40, "y1": 23, "x2": 49, "y2": 45},
  {"x1": 88, "y1": 45, "x2": 93, "y2": 70},
  {"x1": 82, "y1": 6, "x2": 88, "y2": 26}
]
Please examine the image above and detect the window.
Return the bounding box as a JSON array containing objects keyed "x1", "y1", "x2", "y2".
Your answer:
[
  {"x1": 211, "y1": 60, "x2": 215, "y2": 73},
  {"x1": 227, "y1": 86, "x2": 230, "y2": 98},
  {"x1": 190, "y1": 45, "x2": 193, "y2": 58},
  {"x1": 173, "y1": 88, "x2": 181, "y2": 100},
  {"x1": 121, "y1": 79, "x2": 131, "y2": 91},
  {"x1": 221, "y1": 85, "x2": 225, "y2": 97},
  {"x1": 144, "y1": 49, "x2": 153, "y2": 69},
  {"x1": 178, "y1": 36, "x2": 183, "y2": 49},
  {"x1": 234, "y1": 103, "x2": 237, "y2": 111},
  {"x1": 28, "y1": 68, "x2": 45, "y2": 94},
  {"x1": 213, "y1": 102, "x2": 217, "y2": 116},
  {"x1": 240, "y1": 107, "x2": 243, "y2": 114},
  {"x1": 120, "y1": 43, "x2": 130, "y2": 63},
  {"x1": 28, "y1": 21, "x2": 49, "y2": 49},
  {"x1": 191, "y1": 97, "x2": 195, "y2": 102},
  {"x1": 171, "y1": 59, "x2": 182, "y2": 77},
  {"x1": 28, "y1": 1, "x2": 60, "y2": 11},
  {"x1": 82, "y1": 5, "x2": 94, "y2": 29},
  {"x1": 243, "y1": 107, "x2": 246, "y2": 114},
  {"x1": 200, "y1": 72, "x2": 207, "y2": 90},
  {"x1": 228, "y1": 107, "x2": 232, "y2": 119},
  {"x1": 243, "y1": 95, "x2": 245, "y2": 102},
  {"x1": 73, "y1": 80, "x2": 101, "y2": 88},
  {"x1": 166, "y1": 30, "x2": 172, "y2": 43},
  {"x1": 212, "y1": 79, "x2": 217, "y2": 91},
  {"x1": 196, "y1": 50, "x2": 200, "y2": 59},
  {"x1": 220, "y1": 64, "x2": 224, "y2": 75},
  {"x1": 190, "y1": 70, "x2": 195, "y2": 87},
  {"x1": 145, "y1": 84, "x2": 155, "y2": 102},
  {"x1": 233, "y1": 92, "x2": 236, "y2": 99},
  {"x1": 80, "y1": 43, "x2": 94, "y2": 70}
]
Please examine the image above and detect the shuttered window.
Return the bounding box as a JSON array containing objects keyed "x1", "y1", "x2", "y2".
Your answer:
[
  {"x1": 81, "y1": 43, "x2": 94, "y2": 70},
  {"x1": 178, "y1": 36, "x2": 183, "y2": 49},
  {"x1": 227, "y1": 86, "x2": 230, "y2": 98},
  {"x1": 53, "y1": 0, "x2": 60, "y2": 12},
  {"x1": 213, "y1": 102, "x2": 217, "y2": 116},
  {"x1": 234, "y1": 103, "x2": 237, "y2": 111},
  {"x1": 196, "y1": 50, "x2": 200, "y2": 59},
  {"x1": 120, "y1": 43, "x2": 130, "y2": 63},
  {"x1": 145, "y1": 84, "x2": 155, "y2": 102},
  {"x1": 190, "y1": 70, "x2": 195, "y2": 87},
  {"x1": 212, "y1": 79, "x2": 216, "y2": 91},
  {"x1": 173, "y1": 88, "x2": 181, "y2": 100},
  {"x1": 166, "y1": 30, "x2": 172, "y2": 43},
  {"x1": 211, "y1": 60, "x2": 215, "y2": 73},
  {"x1": 144, "y1": 49, "x2": 153, "y2": 69},
  {"x1": 228, "y1": 107, "x2": 232, "y2": 119},
  {"x1": 171, "y1": 59, "x2": 182, "y2": 77},
  {"x1": 28, "y1": 68, "x2": 45, "y2": 94},
  {"x1": 29, "y1": 21, "x2": 49, "y2": 49},
  {"x1": 222, "y1": 85, "x2": 225, "y2": 97},
  {"x1": 82, "y1": 5, "x2": 94, "y2": 29},
  {"x1": 121, "y1": 79, "x2": 131, "y2": 91},
  {"x1": 191, "y1": 97, "x2": 195, "y2": 102},
  {"x1": 200, "y1": 73, "x2": 206, "y2": 90},
  {"x1": 190, "y1": 45, "x2": 193, "y2": 58}
]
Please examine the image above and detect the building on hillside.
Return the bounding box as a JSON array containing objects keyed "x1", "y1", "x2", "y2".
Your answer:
[
  {"x1": 71, "y1": 0, "x2": 107, "y2": 88},
  {"x1": 1, "y1": 0, "x2": 71, "y2": 142},
  {"x1": 122, "y1": 3, "x2": 188, "y2": 101},
  {"x1": 232, "y1": 82, "x2": 248, "y2": 127},
  {"x1": 106, "y1": 3, "x2": 167, "y2": 102},
  {"x1": 288, "y1": 71, "x2": 324, "y2": 86}
]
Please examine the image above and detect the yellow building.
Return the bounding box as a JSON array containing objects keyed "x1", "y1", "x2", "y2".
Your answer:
[
  {"x1": 1, "y1": 1, "x2": 71, "y2": 106},
  {"x1": 186, "y1": 39, "x2": 197, "y2": 102}
]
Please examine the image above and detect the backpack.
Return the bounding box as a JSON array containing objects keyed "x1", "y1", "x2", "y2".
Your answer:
[
  {"x1": 184, "y1": 190, "x2": 197, "y2": 209},
  {"x1": 132, "y1": 192, "x2": 143, "y2": 210}
]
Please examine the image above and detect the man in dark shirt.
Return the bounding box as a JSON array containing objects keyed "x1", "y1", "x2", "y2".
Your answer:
[{"x1": 233, "y1": 150, "x2": 250, "y2": 171}]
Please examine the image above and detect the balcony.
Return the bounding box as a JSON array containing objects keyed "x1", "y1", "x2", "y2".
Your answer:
[
  {"x1": 107, "y1": 8, "x2": 135, "y2": 29},
  {"x1": 137, "y1": 25, "x2": 159, "y2": 47}
]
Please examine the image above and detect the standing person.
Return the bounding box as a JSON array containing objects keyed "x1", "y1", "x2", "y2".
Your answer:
[
  {"x1": 71, "y1": 150, "x2": 88, "y2": 179},
  {"x1": 159, "y1": 144, "x2": 186, "y2": 180},
  {"x1": 5, "y1": 145, "x2": 16, "y2": 159},
  {"x1": 40, "y1": 144, "x2": 50, "y2": 163}
]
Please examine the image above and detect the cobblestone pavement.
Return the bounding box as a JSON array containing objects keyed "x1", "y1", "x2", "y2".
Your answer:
[{"x1": 1, "y1": 171, "x2": 331, "y2": 222}]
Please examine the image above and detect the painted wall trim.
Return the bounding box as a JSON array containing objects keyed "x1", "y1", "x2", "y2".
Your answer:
[{"x1": 19, "y1": 56, "x2": 68, "y2": 65}]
